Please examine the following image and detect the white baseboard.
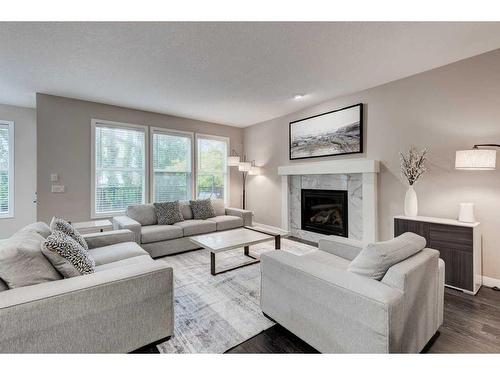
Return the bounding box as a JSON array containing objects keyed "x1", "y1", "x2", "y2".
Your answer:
[
  {"x1": 482, "y1": 276, "x2": 500, "y2": 288},
  {"x1": 252, "y1": 222, "x2": 290, "y2": 236}
]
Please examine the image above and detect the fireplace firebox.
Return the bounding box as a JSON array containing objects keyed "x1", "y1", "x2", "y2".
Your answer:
[{"x1": 301, "y1": 189, "x2": 348, "y2": 237}]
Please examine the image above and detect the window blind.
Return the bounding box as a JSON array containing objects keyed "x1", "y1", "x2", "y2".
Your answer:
[
  {"x1": 196, "y1": 136, "x2": 228, "y2": 201},
  {"x1": 0, "y1": 125, "x2": 10, "y2": 215},
  {"x1": 152, "y1": 131, "x2": 193, "y2": 202},
  {"x1": 94, "y1": 124, "x2": 146, "y2": 215}
]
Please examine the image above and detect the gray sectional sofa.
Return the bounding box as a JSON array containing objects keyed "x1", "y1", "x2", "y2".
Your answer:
[
  {"x1": 113, "y1": 201, "x2": 253, "y2": 258},
  {"x1": 0, "y1": 223, "x2": 173, "y2": 353}
]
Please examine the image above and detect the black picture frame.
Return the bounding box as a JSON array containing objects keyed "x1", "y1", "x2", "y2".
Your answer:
[{"x1": 289, "y1": 103, "x2": 363, "y2": 160}]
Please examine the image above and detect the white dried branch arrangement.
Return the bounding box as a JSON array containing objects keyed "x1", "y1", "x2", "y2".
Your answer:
[{"x1": 400, "y1": 146, "x2": 428, "y2": 186}]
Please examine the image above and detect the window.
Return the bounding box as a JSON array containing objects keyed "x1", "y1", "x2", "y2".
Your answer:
[
  {"x1": 92, "y1": 120, "x2": 147, "y2": 217},
  {"x1": 0, "y1": 121, "x2": 14, "y2": 217},
  {"x1": 152, "y1": 128, "x2": 193, "y2": 202},
  {"x1": 196, "y1": 134, "x2": 229, "y2": 203}
]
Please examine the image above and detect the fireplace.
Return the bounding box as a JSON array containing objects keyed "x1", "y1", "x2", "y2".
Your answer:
[{"x1": 301, "y1": 189, "x2": 348, "y2": 237}]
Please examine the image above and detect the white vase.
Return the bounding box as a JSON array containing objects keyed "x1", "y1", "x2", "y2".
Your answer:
[{"x1": 404, "y1": 185, "x2": 418, "y2": 217}]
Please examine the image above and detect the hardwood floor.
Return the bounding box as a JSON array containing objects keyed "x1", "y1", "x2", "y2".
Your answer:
[
  {"x1": 134, "y1": 286, "x2": 500, "y2": 353},
  {"x1": 226, "y1": 286, "x2": 500, "y2": 353}
]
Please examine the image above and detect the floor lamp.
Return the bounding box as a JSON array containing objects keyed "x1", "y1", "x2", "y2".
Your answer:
[{"x1": 227, "y1": 151, "x2": 260, "y2": 209}]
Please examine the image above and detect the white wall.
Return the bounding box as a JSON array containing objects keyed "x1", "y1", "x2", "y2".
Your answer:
[
  {"x1": 244, "y1": 48, "x2": 500, "y2": 280},
  {"x1": 0, "y1": 104, "x2": 37, "y2": 239}
]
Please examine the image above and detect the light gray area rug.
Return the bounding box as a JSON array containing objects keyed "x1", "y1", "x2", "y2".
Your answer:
[{"x1": 156, "y1": 238, "x2": 315, "y2": 354}]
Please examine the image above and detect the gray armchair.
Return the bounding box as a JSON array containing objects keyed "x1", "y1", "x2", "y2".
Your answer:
[{"x1": 260, "y1": 235, "x2": 444, "y2": 353}]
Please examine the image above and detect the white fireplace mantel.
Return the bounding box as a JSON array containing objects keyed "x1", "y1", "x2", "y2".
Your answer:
[{"x1": 278, "y1": 159, "x2": 380, "y2": 243}]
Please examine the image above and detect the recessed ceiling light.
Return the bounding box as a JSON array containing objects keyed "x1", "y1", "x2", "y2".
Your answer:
[{"x1": 293, "y1": 94, "x2": 305, "y2": 100}]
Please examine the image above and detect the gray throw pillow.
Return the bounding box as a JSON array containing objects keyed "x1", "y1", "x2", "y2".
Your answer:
[
  {"x1": 0, "y1": 230, "x2": 62, "y2": 289},
  {"x1": 19, "y1": 221, "x2": 52, "y2": 238},
  {"x1": 211, "y1": 198, "x2": 226, "y2": 216},
  {"x1": 347, "y1": 232, "x2": 426, "y2": 280},
  {"x1": 50, "y1": 217, "x2": 89, "y2": 250},
  {"x1": 189, "y1": 199, "x2": 216, "y2": 220},
  {"x1": 42, "y1": 231, "x2": 95, "y2": 278},
  {"x1": 154, "y1": 201, "x2": 184, "y2": 225}
]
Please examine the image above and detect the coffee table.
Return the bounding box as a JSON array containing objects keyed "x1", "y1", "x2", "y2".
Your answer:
[{"x1": 189, "y1": 226, "x2": 281, "y2": 275}]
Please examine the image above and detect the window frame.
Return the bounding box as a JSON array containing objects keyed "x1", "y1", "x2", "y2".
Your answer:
[
  {"x1": 0, "y1": 120, "x2": 14, "y2": 219},
  {"x1": 195, "y1": 133, "x2": 230, "y2": 205},
  {"x1": 149, "y1": 127, "x2": 195, "y2": 203},
  {"x1": 91, "y1": 119, "x2": 149, "y2": 219}
]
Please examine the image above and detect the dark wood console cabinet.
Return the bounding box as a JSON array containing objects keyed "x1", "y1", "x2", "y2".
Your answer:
[{"x1": 394, "y1": 215, "x2": 482, "y2": 295}]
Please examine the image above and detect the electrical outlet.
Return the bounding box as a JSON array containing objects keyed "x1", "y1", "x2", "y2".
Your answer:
[{"x1": 51, "y1": 185, "x2": 65, "y2": 193}]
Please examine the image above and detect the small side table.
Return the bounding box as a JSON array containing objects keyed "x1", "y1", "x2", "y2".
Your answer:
[
  {"x1": 73, "y1": 219, "x2": 113, "y2": 234},
  {"x1": 394, "y1": 215, "x2": 482, "y2": 295}
]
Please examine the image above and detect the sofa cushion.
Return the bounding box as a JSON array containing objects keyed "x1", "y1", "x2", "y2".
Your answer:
[
  {"x1": 94, "y1": 255, "x2": 153, "y2": 272},
  {"x1": 211, "y1": 199, "x2": 226, "y2": 216},
  {"x1": 19, "y1": 222, "x2": 52, "y2": 238},
  {"x1": 42, "y1": 230, "x2": 95, "y2": 278},
  {"x1": 180, "y1": 201, "x2": 193, "y2": 220},
  {"x1": 154, "y1": 201, "x2": 184, "y2": 225},
  {"x1": 302, "y1": 250, "x2": 350, "y2": 270},
  {"x1": 50, "y1": 217, "x2": 88, "y2": 250},
  {"x1": 347, "y1": 232, "x2": 426, "y2": 280},
  {"x1": 208, "y1": 215, "x2": 244, "y2": 231},
  {"x1": 126, "y1": 204, "x2": 157, "y2": 226},
  {"x1": 88, "y1": 241, "x2": 149, "y2": 266},
  {"x1": 141, "y1": 225, "x2": 183, "y2": 244},
  {"x1": 189, "y1": 199, "x2": 216, "y2": 220},
  {"x1": 0, "y1": 230, "x2": 62, "y2": 288},
  {"x1": 174, "y1": 219, "x2": 216, "y2": 236}
]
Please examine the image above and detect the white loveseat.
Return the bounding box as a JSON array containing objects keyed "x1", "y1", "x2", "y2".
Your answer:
[
  {"x1": 260, "y1": 235, "x2": 445, "y2": 353},
  {"x1": 113, "y1": 201, "x2": 253, "y2": 258}
]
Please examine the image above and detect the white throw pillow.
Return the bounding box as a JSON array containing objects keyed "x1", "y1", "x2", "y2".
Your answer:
[{"x1": 347, "y1": 232, "x2": 426, "y2": 280}]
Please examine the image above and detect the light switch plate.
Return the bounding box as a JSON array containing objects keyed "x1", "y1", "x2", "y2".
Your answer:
[
  {"x1": 51, "y1": 185, "x2": 65, "y2": 193},
  {"x1": 50, "y1": 173, "x2": 58, "y2": 182}
]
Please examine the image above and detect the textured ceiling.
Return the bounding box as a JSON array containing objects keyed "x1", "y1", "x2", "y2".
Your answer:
[{"x1": 1, "y1": 22, "x2": 500, "y2": 126}]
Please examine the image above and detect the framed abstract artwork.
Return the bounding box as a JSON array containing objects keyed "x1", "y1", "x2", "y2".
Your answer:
[{"x1": 289, "y1": 103, "x2": 363, "y2": 160}]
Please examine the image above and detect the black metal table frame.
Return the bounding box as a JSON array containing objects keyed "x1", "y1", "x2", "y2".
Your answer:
[{"x1": 210, "y1": 227, "x2": 281, "y2": 276}]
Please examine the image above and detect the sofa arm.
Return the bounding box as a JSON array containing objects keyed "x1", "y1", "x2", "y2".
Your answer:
[
  {"x1": 225, "y1": 207, "x2": 253, "y2": 226},
  {"x1": 260, "y1": 251, "x2": 404, "y2": 353},
  {"x1": 83, "y1": 229, "x2": 135, "y2": 249},
  {"x1": 113, "y1": 216, "x2": 141, "y2": 244},
  {"x1": 0, "y1": 261, "x2": 173, "y2": 353},
  {"x1": 318, "y1": 236, "x2": 364, "y2": 261}
]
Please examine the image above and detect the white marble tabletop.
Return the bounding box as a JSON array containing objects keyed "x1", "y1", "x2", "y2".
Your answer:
[{"x1": 190, "y1": 228, "x2": 274, "y2": 253}]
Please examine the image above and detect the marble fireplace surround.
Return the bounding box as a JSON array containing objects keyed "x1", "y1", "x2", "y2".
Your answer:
[{"x1": 278, "y1": 159, "x2": 380, "y2": 244}]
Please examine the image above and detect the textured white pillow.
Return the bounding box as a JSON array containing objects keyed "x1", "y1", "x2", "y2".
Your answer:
[
  {"x1": 347, "y1": 232, "x2": 426, "y2": 280},
  {"x1": 42, "y1": 231, "x2": 95, "y2": 278},
  {"x1": 50, "y1": 217, "x2": 89, "y2": 250}
]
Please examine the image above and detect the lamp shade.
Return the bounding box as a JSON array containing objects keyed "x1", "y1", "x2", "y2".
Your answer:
[
  {"x1": 227, "y1": 156, "x2": 240, "y2": 166},
  {"x1": 238, "y1": 162, "x2": 252, "y2": 172},
  {"x1": 455, "y1": 149, "x2": 496, "y2": 170},
  {"x1": 249, "y1": 166, "x2": 261, "y2": 175}
]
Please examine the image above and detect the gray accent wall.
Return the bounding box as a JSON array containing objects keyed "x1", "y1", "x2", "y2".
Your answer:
[
  {"x1": 0, "y1": 104, "x2": 37, "y2": 239},
  {"x1": 244, "y1": 48, "x2": 500, "y2": 280},
  {"x1": 36, "y1": 94, "x2": 244, "y2": 224}
]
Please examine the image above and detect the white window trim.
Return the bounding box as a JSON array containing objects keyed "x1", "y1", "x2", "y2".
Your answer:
[
  {"x1": 0, "y1": 120, "x2": 14, "y2": 219},
  {"x1": 195, "y1": 133, "x2": 230, "y2": 206},
  {"x1": 91, "y1": 119, "x2": 149, "y2": 219},
  {"x1": 149, "y1": 127, "x2": 195, "y2": 202}
]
